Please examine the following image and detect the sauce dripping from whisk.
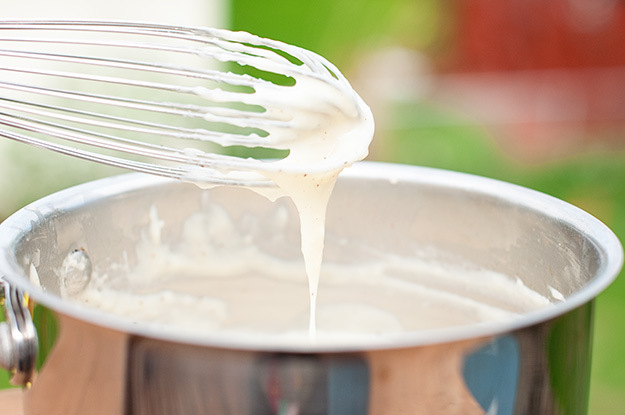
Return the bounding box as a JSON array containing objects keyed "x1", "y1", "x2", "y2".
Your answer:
[
  {"x1": 257, "y1": 84, "x2": 373, "y2": 340},
  {"x1": 264, "y1": 170, "x2": 339, "y2": 338},
  {"x1": 189, "y1": 34, "x2": 375, "y2": 340}
]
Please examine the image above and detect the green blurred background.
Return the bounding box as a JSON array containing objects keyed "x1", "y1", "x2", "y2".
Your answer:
[
  {"x1": 2, "y1": 1, "x2": 625, "y2": 413},
  {"x1": 230, "y1": 2, "x2": 625, "y2": 413}
]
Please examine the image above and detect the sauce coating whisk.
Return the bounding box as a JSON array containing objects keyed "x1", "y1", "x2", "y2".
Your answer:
[{"x1": 0, "y1": 20, "x2": 373, "y2": 186}]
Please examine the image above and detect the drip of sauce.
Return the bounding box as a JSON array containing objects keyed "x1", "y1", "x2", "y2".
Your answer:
[
  {"x1": 265, "y1": 170, "x2": 339, "y2": 338},
  {"x1": 257, "y1": 112, "x2": 372, "y2": 339},
  {"x1": 184, "y1": 44, "x2": 375, "y2": 340}
]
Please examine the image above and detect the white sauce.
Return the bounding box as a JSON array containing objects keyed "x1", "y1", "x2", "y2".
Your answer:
[
  {"x1": 53, "y1": 33, "x2": 552, "y2": 345},
  {"x1": 183, "y1": 40, "x2": 376, "y2": 339},
  {"x1": 66, "y1": 200, "x2": 552, "y2": 347},
  {"x1": 264, "y1": 171, "x2": 340, "y2": 337}
]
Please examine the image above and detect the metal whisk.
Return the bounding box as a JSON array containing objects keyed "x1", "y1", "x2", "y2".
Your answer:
[{"x1": 0, "y1": 20, "x2": 372, "y2": 186}]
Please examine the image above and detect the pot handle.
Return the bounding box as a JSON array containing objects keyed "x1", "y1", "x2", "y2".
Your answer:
[{"x1": 0, "y1": 278, "x2": 38, "y2": 386}]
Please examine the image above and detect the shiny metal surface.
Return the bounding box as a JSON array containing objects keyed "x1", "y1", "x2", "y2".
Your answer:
[
  {"x1": 21, "y1": 304, "x2": 596, "y2": 415},
  {"x1": 0, "y1": 279, "x2": 37, "y2": 386},
  {"x1": 0, "y1": 162, "x2": 621, "y2": 414}
]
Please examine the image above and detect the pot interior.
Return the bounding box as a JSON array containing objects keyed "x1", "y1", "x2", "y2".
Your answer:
[{"x1": 1, "y1": 163, "x2": 621, "y2": 348}]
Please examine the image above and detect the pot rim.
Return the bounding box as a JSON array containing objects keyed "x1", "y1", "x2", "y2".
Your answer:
[{"x1": 0, "y1": 161, "x2": 622, "y2": 352}]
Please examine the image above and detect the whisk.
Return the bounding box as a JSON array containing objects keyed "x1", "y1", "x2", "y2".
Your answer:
[{"x1": 0, "y1": 20, "x2": 373, "y2": 186}]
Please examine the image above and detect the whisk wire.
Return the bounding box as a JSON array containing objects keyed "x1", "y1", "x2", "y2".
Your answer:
[{"x1": 0, "y1": 20, "x2": 368, "y2": 185}]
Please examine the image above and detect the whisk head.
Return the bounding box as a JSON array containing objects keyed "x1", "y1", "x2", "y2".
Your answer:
[{"x1": 0, "y1": 20, "x2": 373, "y2": 186}]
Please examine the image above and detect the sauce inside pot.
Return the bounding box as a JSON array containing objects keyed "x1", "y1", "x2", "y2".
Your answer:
[{"x1": 61, "y1": 198, "x2": 555, "y2": 347}]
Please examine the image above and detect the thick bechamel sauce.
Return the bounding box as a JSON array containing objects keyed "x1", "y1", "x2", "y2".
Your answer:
[
  {"x1": 57, "y1": 32, "x2": 554, "y2": 344},
  {"x1": 179, "y1": 38, "x2": 375, "y2": 338},
  {"x1": 65, "y1": 197, "x2": 554, "y2": 347}
]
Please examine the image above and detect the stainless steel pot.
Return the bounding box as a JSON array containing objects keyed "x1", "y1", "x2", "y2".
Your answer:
[{"x1": 0, "y1": 162, "x2": 621, "y2": 414}]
